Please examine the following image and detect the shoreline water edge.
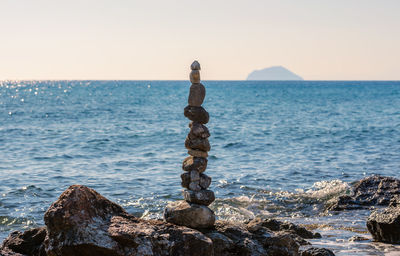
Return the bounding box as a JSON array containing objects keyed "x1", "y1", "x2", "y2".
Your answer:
[{"x1": 1, "y1": 175, "x2": 400, "y2": 255}]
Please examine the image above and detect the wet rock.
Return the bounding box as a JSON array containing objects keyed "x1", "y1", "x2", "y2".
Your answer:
[
  {"x1": 185, "y1": 136, "x2": 210, "y2": 152},
  {"x1": 183, "y1": 189, "x2": 215, "y2": 206},
  {"x1": 184, "y1": 105, "x2": 209, "y2": 124},
  {"x1": 367, "y1": 205, "x2": 400, "y2": 244},
  {"x1": 199, "y1": 173, "x2": 212, "y2": 189},
  {"x1": 328, "y1": 175, "x2": 400, "y2": 211},
  {"x1": 164, "y1": 200, "x2": 215, "y2": 229},
  {"x1": 182, "y1": 156, "x2": 207, "y2": 173},
  {"x1": 44, "y1": 185, "x2": 129, "y2": 255},
  {"x1": 190, "y1": 71, "x2": 201, "y2": 84},
  {"x1": 247, "y1": 218, "x2": 321, "y2": 239},
  {"x1": 205, "y1": 220, "x2": 302, "y2": 256},
  {"x1": 301, "y1": 247, "x2": 335, "y2": 256},
  {"x1": 1, "y1": 227, "x2": 46, "y2": 256},
  {"x1": 191, "y1": 60, "x2": 201, "y2": 70},
  {"x1": 188, "y1": 149, "x2": 208, "y2": 158},
  {"x1": 189, "y1": 122, "x2": 210, "y2": 139}
]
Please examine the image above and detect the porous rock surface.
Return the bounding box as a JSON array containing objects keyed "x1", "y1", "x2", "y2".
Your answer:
[
  {"x1": 327, "y1": 175, "x2": 400, "y2": 211},
  {"x1": 1, "y1": 185, "x2": 329, "y2": 256},
  {"x1": 367, "y1": 204, "x2": 400, "y2": 244}
]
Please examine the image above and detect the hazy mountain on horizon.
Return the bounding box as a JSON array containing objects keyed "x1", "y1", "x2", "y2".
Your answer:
[{"x1": 247, "y1": 66, "x2": 303, "y2": 80}]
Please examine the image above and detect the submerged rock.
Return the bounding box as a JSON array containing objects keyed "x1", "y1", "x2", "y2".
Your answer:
[
  {"x1": 367, "y1": 205, "x2": 400, "y2": 244},
  {"x1": 328, "y1": 175, "x2": 400, "y2": 211}
]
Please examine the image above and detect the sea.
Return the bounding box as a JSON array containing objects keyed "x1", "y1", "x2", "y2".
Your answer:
[{"x1": 1, "y1": 80, "x2": 400, "y2": 255}]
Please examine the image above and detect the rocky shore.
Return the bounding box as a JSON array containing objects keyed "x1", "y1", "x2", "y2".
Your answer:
[{"x1": 1, "y1": 185, "x2": 332, "y2": 256}]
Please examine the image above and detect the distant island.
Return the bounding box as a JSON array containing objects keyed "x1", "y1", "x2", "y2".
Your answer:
[{"x1": 246, "y1": 66, "x2": 303, "y2": 80}]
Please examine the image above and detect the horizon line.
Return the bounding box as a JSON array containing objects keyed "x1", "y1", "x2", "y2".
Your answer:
[{"x1": 1, "y1": 79, "x2": 399, "y2": 82}]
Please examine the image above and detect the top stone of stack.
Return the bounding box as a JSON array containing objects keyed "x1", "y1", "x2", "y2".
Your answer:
[{"x1": 191, "y1": 61, "x2": 201, "y2": 70}]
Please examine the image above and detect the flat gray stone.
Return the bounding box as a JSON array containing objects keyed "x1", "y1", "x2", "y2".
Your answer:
[{"x1": 183, "y1": 189, "x2": 215, "y2": 206}]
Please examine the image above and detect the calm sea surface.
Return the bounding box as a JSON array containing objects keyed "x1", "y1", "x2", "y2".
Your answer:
[{"x1": 1, "y1": 81, "x2": 400, "y2": 255}]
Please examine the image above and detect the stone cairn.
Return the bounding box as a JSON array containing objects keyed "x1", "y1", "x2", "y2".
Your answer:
[{"x1": 164, "y1": 61, "x2": 216, "y2": 229}]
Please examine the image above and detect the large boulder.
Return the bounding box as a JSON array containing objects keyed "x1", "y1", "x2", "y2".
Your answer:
[
  {"x1": 43, "y1": 185, "x2": 213, "y2": 256},
  {"x1": 367, "y1": 205, "x2": 400, "y2": 244},
  {"x1": 328, "y1": 175, "x2": 400, "y2": 211}
]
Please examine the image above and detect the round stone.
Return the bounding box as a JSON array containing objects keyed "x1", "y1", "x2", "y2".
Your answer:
[
  {"x1": 191, "y1": 61, "x2": 201, "y2": 70},
  {"x1": 185, "y1": 137, "x2": 210, "y2": 152},
  {"x1": 188, "y1": 122, "x2": 210, "y2": 139},
  {"x1": 183, "y1": 189, "x2": 215, "y2": 206},
  {"x1": 184, "y1": 106, "x2": 209, "y2": 124},
  {"x1": 164, "y1": 200, "x2": 215, "y2": 229},
  {"x1": 188, "y1": 149, "x2": 208, "y2": 158},
  {"x1": 182, "y1": 156, "x2": 207, "y2": 173},
  {"x1": 188, "y1": 83, "x2": 205, "y2": 106},
  {"x1": 190, "y1": 70, "x2": 201, "y2": 84}
]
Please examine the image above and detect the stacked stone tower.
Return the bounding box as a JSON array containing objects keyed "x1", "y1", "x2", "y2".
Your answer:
[{"x1": 164, "y1": 61, "x2": 216, "y2": 229}]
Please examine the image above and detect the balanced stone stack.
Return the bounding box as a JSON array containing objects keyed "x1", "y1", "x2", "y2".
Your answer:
[{"x1": 164, "y1": 61, "x2": 216, "y2": 229}]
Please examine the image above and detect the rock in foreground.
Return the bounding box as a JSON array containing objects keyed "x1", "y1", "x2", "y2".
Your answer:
[
  {"x1": 1, "y1": 185, "x2": 329, "y2": 256},
  {"x1": 367, "y1": 204, "x2": 400, "y2": 244}
]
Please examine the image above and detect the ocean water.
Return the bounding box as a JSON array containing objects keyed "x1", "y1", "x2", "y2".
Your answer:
[{"x1": 1, "y1": 80, "x2": 400, "y2": 255}]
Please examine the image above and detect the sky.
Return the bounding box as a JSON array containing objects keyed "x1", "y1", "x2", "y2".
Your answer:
[{"x1": 0, "y1": 0, "x2": 399, "y2": 80}]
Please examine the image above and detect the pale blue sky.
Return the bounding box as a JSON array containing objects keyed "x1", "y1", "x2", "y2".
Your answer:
[{"x1": 0, "y1": 0, "x2": 399, "y2": 80}]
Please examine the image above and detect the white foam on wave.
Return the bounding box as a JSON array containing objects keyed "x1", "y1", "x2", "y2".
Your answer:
[{"x1": 304, "y1": 179, "x2": 353, "y2": 200}]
